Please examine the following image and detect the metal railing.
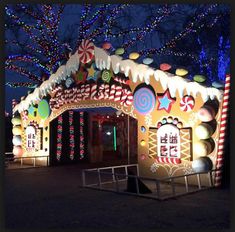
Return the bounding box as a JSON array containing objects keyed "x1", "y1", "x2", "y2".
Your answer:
[
  {"x1": 5, "y1": 155, "x2": 49, "y2": 168},
  {"x1": 82, "y1": 164, "x2": 218, "y2": 200}
]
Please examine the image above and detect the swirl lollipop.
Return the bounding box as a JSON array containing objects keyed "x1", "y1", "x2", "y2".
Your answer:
[
  {"x1": 102, "y1": 70, "x2": 112, "y2": 83},
  {"x1": 180, "y1": 95, "x2": 195, "y2": 112},
  {"x1": 78, "y1": 40, "x2": 95, "y2": 64},
  {"x1": 133, "y1": 87, "x2": 156, "y2": 115}
]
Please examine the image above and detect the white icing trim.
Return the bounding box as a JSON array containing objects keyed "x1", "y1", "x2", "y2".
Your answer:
[{"x1": 13, "y1": 44, "x2": 223, "y2": 114}]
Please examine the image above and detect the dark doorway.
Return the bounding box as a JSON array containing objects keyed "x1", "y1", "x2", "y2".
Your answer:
[{"x1": 49, "y1": 110, "x2": 88, "y2": 165}]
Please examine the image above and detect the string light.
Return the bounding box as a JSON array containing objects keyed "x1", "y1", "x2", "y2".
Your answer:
[
  {"x1": 88, "y1": 4, "x2": 129, "y2": 40},
  {"x1": 56, "y1": 114, "x2": 63, "y2": 161},
  {"x1": 139, "y1": 4, "x2": 218, "y2": 56},
  {"x1": 79, "y1": 111, "x2": 85, "y2": 159},
  {"x1": 218, "y1": 36, "x2": 230, "y2": 82},
  {"x1": 6, "y1": 55, "x2": 51, "y2": 74},
  {"x1": 77, "y1": 4, "x2": 92, "y2": 47},
  {"x1": 77, "y1": 4, "x2": 111, "y2": 46},
  {"x1": 5, "y1": 63, "x2": 41, "y2": 82},
  {"x1": 6, "y1": 82, "x2": 38, "y2": 88},
  {"x1": 123, "y1": 4, "x2": 178, "y2": 50},
  {"x1": 69, "y1": 110, "x2": 75, "y2": 160}
]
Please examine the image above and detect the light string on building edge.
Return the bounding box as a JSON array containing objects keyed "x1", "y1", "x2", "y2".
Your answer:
[
  {"x1": 69, "y1": 110, "x2": 75, "y2": 160},
  {"x1": 79, "y1": 112, "x2": 85, "y2": 159},
  {"x1": 56, "y1": 114, "x2": 63, "y2": 161}
]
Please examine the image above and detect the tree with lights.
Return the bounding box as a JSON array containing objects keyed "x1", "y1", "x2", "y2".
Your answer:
[{"x1": 5, "y1": 4, "x2": 230, "y2": 90}]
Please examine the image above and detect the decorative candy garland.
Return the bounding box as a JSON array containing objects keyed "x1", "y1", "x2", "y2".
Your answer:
[
  {"x1": 56, "y1": 114, "x2": 63, "y2": 161},
  {"x1": 69, "y1": 110, "x2": 75, "y2": 160},
  {"x1": 79, "y1": 112, "x2": 85, "y2": 159}
]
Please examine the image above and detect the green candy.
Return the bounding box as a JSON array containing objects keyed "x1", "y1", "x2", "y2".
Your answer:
[
  {"x1": 102, "y1": 70, "x2": 112, "y2": 83},
  {"x1": 193, "y1": 75, "x2": 206, "y2": 83},
  {"x1": 38, "y1": 99, "x2": 51, "y2": 119},
  {"x1": 115, "y1": 47, "x2": 125, "y2": 55}
]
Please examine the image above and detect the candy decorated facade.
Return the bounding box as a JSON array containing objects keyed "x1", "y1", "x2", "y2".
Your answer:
[{"x1": 11, "y1": 40, "x2": 229, "y2": 186}]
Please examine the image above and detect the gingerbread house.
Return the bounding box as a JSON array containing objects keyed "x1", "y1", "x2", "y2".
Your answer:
[{"x1": 11, "y1": 40, "x2": 229, "y2": 186}]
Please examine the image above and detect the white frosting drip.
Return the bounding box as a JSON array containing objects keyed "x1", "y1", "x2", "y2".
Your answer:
[{"x1": 13, "y1": 45, "x2": 223, "y2": 114}]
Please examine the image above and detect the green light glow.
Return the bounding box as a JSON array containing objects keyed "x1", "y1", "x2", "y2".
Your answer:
[{"x1": 113, "y1": 126, "x2": 117, "y2": 151}]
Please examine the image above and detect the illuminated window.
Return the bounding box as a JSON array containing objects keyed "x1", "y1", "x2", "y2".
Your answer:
[
  {"x1": 157, "y1": 124, "x2": 180, "y2": 158},
  {"x1": 26, "y1": 126, "x2": 36, "y2": 151}
]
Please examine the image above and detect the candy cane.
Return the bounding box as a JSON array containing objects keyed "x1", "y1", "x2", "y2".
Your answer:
[
  {"x1": 109, "y1": 84, "x2": 116, "y2": 100},
  {"x1": 83, "y1": 84, "x2": 91, "y2": 100},
  {"x1": 114, "y1": 85, "x2": 122, "y2": 102},
  {"x1": 80, "y1": 84, "x2": 85, "y2": 98},
  {"x1": 97, "y1": 84, "x2": 105, "y2": 100},
  {"x1": 214, "y1": 74, "x2": 230, "y2": 187},
  {"x1": 124, "y1": 89, "x2": 134, "y2": 107},
  {"x1": 76, "y1": 88, "x2": 82, "y2": 101},
  {"x1": 120, "y1": 88, "x2": 128, "y2": 105},
  {"x1": 156, "y1": 157, "x2": 181, "y2": 164},
  {"x1": 104, "y1": 84, "x2": 110, "y2": 99},
  {"x1": 114, "y1": 76, "x2": 126, "y2": 84},
  {"x1": 90, "y1": 84, "x2": 98, "y2": 100}
]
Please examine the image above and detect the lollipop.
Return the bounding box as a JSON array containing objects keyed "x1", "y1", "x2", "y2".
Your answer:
[
  {"x1": 180, "y1": 95, "x2": 195, "y2": 112},
  {"x1": 78, "y1": 40, "x2": 95, "y2": 64},
  {"x1": 133, "y1": 87, "x2": 156, "y2": 115}
]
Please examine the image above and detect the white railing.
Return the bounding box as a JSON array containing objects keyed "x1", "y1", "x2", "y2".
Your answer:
[
  {"x1": 82, "y1": 164, "x2": 218, "y2": 200},
  {"x1": 5, "y1": 155, "x2": 49, "y2": 168}
]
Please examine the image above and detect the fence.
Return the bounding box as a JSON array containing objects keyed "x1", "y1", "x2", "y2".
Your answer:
[
  {"x1": 5, "y1": 154, "x2": 49, "y2": 168},
  {"x1": 82, "y1": 164, "x2": 218, "y2": 200}
]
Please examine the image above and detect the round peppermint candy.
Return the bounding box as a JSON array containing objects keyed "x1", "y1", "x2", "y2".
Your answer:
[
  {"x1": 180, "y1": 95, "x2": 195, "y2": 112},
  {"x1": 134, "y1": 87, "x2": 156, "y2": 115},
  {"x1": 78, "y1": 40, "x2": 95, "y2": 64}
]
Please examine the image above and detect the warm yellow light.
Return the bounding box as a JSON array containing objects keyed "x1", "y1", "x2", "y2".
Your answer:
[{"x1": 140, "y1": 140, "x2": 146, "y2": 146}]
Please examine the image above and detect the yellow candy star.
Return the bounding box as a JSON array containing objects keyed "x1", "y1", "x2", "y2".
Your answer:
[{"x1": 87, "y1": 65, "x2": 96, "y2": 77}]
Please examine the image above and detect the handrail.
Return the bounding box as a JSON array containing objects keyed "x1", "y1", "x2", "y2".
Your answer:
[
  {"x1": 5, "y1": 155, "x2": 49, "y2": 167},
  {"x1": 82, "y1": 165, "x2": 218, "y2": 200}
]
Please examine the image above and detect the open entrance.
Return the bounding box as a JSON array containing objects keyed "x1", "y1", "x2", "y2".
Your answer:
[{"x1": 49, "y1": 107, "x2": 137, "y2": 166}]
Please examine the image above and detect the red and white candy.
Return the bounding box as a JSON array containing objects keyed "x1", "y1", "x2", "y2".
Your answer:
[
  {"x1": 156, "y1": 157, "x2": 181, "y2": 164},
  {"x1": 180, "y1": 95, "x2": 195, "y2": 112},
  {"x1": 78, "y1": 40, "x2": 95, "y2": 64}
]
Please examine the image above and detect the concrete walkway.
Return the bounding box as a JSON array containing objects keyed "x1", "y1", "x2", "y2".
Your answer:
[{"x1": 4, "y1": 164, "x2": 230, "y2": 229}]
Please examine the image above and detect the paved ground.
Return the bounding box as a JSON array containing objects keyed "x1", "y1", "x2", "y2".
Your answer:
[{"x1": 4, "y1": 163, "x2": 230, "y2": 229}]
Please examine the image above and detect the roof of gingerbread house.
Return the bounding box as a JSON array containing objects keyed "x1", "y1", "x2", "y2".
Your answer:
[{"x1": 13, "y1": 42, "x2": 224, "y2": 114}]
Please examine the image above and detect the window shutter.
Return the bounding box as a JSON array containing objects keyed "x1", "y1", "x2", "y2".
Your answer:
[
  {"x1": 179, "y1": 127, "x2": 192, "y2": 161},
  {"x1": 148, "y1": 127, "x2": 157, "y2": 158}
]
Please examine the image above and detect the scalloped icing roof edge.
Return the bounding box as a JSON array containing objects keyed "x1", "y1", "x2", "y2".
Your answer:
[{"x1": 13, "y1": 45, "x2": 223, "y2": 114}]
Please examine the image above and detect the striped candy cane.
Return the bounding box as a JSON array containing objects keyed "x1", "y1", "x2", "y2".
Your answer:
[
  {"x1": 114, "y1": 85, "x2": 122, "y2": 102},
  {"x1": 214, "y1": 74, "x2": 230, "y2": 187},
  {"x1": 76, "y1": 88, "x2": 82, "y2": 101},
  {"x1": 104, "y1": 84, "x2": 110, "y2": 99},
  {"x1": 124, "y1": 89, "x2": 133, "y2": 107},
  {"x1": 156, "y1": 157, "x2": 181, "y2": 164},
  {"x1": 90, "y1": 84, "x2": 98, "y2": 100},
  {"x1": 83, "y1": 84, "x2": 91, "y2": 100},
  {"x1": 109, "y1": 84, "x2": 116, "y2": 100},
  {"x1": 97, "y1": 84, "x2": 105, "y2": 100},
  {"x1": 120, "y1": 88, "x2": 128, "y2": 105},
  {"x1": 114, "y1": 76, "x2": 126, "y2": 84}
]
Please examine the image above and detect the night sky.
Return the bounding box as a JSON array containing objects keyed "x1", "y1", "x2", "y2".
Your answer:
[{"x1": 5, "y1": 4, "x2": 230, "y2": 114}]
